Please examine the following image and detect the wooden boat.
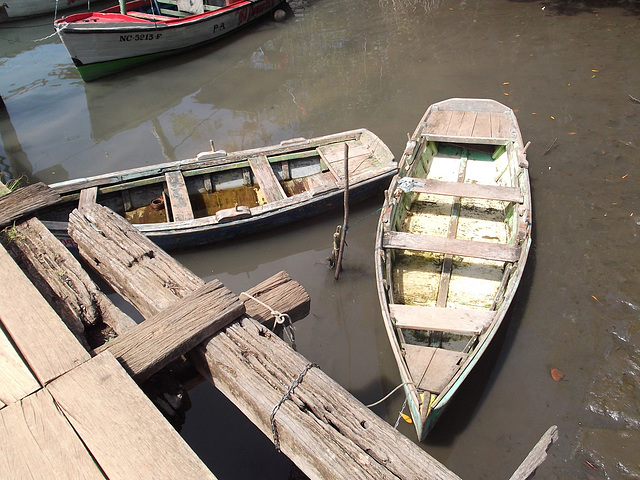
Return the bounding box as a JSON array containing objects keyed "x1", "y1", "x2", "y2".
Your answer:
[
  {"x1": 374, "y1": 98, "x2": 532, "y2": 440},
  {"x1": 54, "y1": 0, "x2": 286, "y2": 81},
  {"x1": 38, "y1": 129, "x2": 396, "y2": 251},
  {"x1": 0, "y1": 0, "x2": 89, "y2": 22}
]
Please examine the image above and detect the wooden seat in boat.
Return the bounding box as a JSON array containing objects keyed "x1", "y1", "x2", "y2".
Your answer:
[
  {"x1": 164, "y1": 171, "x2": 194, "y2": 222},
  {"x1": 383, "y1": 231, "x2": 521, "y2": 263},
  {"x1": 390, "y1": 304, "x2": 493, "y2": 335},
  {"x1": 397, "y1": 177, "x2": 523, "y2": 203},
  {"x1": 248, "y1": 155, "x2": 286, "y2": 203}
]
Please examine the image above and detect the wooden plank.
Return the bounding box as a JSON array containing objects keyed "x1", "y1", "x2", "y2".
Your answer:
[
  {"x1": 491, "y1": 112, "x2": 511, "y2": 139},
  {"x1": 79, "y1": 186, "x2": 97, "y2": 206},
  {"x1": 390, "y1": 304, "x2": 494, "y2": 335},
  {"x1": 0, "y1": 327, "x2": 40, "y2": 407},
  {"x1": 0, "y1": 243, "x2": 90, "y2": 385},
  {"x1": 304, "y1": 171, "x2": 339, "y2": 196},
  {"x1": 455, "y1": 111, "x2": 477, "y2": 137},
  {"x1": 472, "y1": 111, "x2": 492, "y2": 139},
  {"x1": 383, "y1": 231, "x2": 521, "y2": 263},
  {"x1": 102, "y1": 280, "x2": 245, "y2": 382},
  {"x1": 164, "y1": 171, "x2": 194, "y2": 221},
  {"x1": 0, "y1": 183, "x2": 60, "y2": 228},
  {"x1": 424, "y1": 110, "x2": 453, "y2": 137},
  {"x1": 47, "y1": 351, "x2": 216, "y2": 480},
  {"x1": 2, "y1": 218, "x2": 137, "y2": 344},
  {"x1": 0, "y1": 389, "x2": 106, "y2": 479},
  {"x1": 68, "y1": 205, "x2": 203, "y2": 320},
  {"x1": 248, "y1": 155, "x2": 286, "y2": 203},
  {"x1": 509, "y1": 425, "x2": 559, "y2": 480},
  {"x1": 399, "y1": 177, "x2": 523, "y2": 203},
  {"x1": 404, "y1": 345, "x2": 467, "y2": 394},
  {"x1": 127, "y1": 10, "x2": 173, "y2": 20}
]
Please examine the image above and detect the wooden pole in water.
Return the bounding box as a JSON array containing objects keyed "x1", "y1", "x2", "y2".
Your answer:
[{"x1": 334, "y1": 143, "x2": 349, "y2": 281}]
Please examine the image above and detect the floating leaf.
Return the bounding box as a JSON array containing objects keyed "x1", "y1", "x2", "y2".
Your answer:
[
  {"x1": 551, "y1": 368, "x2": 565, "y2": 381},
  {"x1": 622, "y1": 174, "x2": 628, "y2": 179},
  {"x1": 401, "y1": 412, "x2": 413, "y2": 424},
  {"x1": 591, "y1": 295, "x2": 601, "y2": 304}
]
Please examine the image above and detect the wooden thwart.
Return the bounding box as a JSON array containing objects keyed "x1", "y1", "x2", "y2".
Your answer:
[
  {"x1": 391, "y1": 304, "x2": 493, "y2": 335},
  {"x1": 248, "y1": 155, "x2": 286, "y2": 203},
  {"x1": 383, "y1": 230, "x2": 521, "y2": 263},
  {"x1": 164, "y1": 171, "x2": 194, "y2": 221},
  {"x1": 400, "y1": 177, "x2": 523, "y2": 203},
  {"x1": 404, "y1": 345, "x2": 467, "y2": 394}
]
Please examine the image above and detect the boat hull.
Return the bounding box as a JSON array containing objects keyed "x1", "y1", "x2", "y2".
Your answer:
[
  {"x1": 38, "y1": 129, "x2": 397, "y2": 251},
  {"x1": 375, "y1": 98, "x2": 532, "y2": 440},
  {"x1": 54, "y1": 0, "x2": 283, "y2": 81}
]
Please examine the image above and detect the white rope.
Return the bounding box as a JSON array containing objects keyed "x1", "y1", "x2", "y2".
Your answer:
[
  {"x1": 365, "y1": 381, "x2": 417, "y2": 408},
  {"x1": 239, "y1": 291, "x2": 296, "y2": 349}
]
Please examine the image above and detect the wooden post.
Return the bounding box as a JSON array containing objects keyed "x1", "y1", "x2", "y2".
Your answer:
[{"x1": 334, "y1": 143, "x2": 349, "y2": 281}]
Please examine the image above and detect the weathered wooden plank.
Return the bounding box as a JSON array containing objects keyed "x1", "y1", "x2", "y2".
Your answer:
[
  {"x1": 74, "y1": 204, "x2": 459, "y2": 480},
  {"x1": 390, "y1": 304, "x2": 493, "y2": 335},
  {"x1": 248, "y1": 155, "x2": 286, "y2": 203},
  {"x1": 103, "y1": 280, "x2": 245, "y2": 382},
  {"x1": 240, "y1": 270, "x2": 310, "y2": 326},
  {"x1": 472, "y1": 111, "x2": 492, "y2": 139},
  {"x1": 2, "y1": 217, "x2": 137, "y2": 347},
  {"x1": 455, "y1": 111, "x2": 477, "y2": 137},
  {"x1": 164, "y1": 171, "x2": 194, "y2": 221},
  {"x1": 0, "y1": 327, "x2": 40, "y2": 407},
  {"x1": 0, "y1": 243, "x2": 90, "y2": 385},
  {"x1": 193, "y1": 316, "x2": 462, "y2": 480},
  {"x1": 0, "y1": 389, "x2": 106, "y2": 479},
  {"x1": 404, "y1": 345, "x2": 467, "y2": 394},
  {"x1": 383, "y1": 231, "x2": 521, "y2": 263},
  {"x1": 423, "y1": 110, "x2": 453, "y2": 137},
  {"x1": 68, "y1": 204, "x2": 203, "y2": 319},
  {"x1": 47, "y1": 351, "x2": 216, "y2": 480},
  {"x1": 0, "y1": 183, "x2": 60, "y2": 227},
  {"x1": 509, "y1": 425, "x2": 559, "y2": 480},
  {"x1": 400, "y1": 177, "x2": 523, "y2": 203},
  {"x1": 79, "y1": 186, "x2": 98, "y2": 207}
]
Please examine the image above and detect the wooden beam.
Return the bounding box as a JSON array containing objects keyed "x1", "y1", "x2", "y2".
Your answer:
[
  {"x1": 47, "y1": 351, "x2": 216, "y2": 480},
  {"x1": 102, "y1": 280, "x2": 245, "y2": 382},
  {"x1": 509, "y1": 426, "x2": 559, "y2": 480},
  {"x1": 68, "y1": 205, "x2": 203, "y2": 319},
  {"x1": 383, "y1": 230, "x2": 521, "y2": 263},
  {"x1": 0, "y1": 327, "x2": 40, "y2": 408},
  {"x1": 2, "y1": 217, "x2": 137, "y2": 347},
  {"x1": 0, "y1": 243, "x2": 90, "y2": 386},
  {"x1": 0, "y1": 182, "x2": 60, "y2": 228},
  {"x1": 68, "y1": 203, "x2": 461, "y2": 480}
]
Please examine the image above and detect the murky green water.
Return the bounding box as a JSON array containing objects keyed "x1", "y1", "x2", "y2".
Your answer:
[{"x1": 2, "y1": 0, "x2": 639, "y2": 478}]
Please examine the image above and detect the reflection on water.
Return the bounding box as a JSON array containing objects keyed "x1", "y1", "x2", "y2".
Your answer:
[{"x1": 1, "y1": 0, "x2": 639, "y2": 478}]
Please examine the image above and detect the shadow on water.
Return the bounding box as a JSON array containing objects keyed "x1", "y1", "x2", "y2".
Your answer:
[{"x1": 423, "y1": 241, "x2": 538, "y2": 446}]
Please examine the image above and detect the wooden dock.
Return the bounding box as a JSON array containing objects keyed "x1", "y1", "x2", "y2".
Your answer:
[{"x1": 0, "y1": 182, "x2": 555, "y2": 479}]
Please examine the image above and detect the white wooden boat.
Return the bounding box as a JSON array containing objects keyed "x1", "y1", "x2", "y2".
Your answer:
[
  {"x1": 374, "y1": 98, "x2": 532, "y2": 440},
  {"x1": 0, "y1": 0, "x2": 88, "y2": 22},
  {"x1": 54, "y1": 0, "x2": 285, "y2": 81},
  {"x1": 37, "y1": 129, "x2": 396, "y2": 251}
]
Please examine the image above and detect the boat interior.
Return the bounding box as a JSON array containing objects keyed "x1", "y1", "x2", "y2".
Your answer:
[{"x1": 384, "y1": 138, "x2": 526, "y2": 397}]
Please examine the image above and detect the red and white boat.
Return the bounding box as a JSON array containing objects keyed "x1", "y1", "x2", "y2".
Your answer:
[{"x1": 54, "y1": 0, "x2": 286, "y2": 81}]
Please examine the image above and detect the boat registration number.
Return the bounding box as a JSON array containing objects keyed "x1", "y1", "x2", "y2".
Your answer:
[{"x1": 120, "y1": 33, "x2": 163, "y2": 42}]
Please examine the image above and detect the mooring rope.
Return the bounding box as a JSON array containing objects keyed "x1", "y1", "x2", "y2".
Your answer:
[
  {"x1": 365, "y1": 381, "x2": 416, "y2": 408},
  {"x1": 269, "y1": 362, "x2": 318, "y2": 452},
  {"x1": 239, "y1": 291, "x2": 296, "y2": 350}
]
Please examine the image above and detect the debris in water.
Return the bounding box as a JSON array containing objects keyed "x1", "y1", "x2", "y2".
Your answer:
[{"x1": 551, "y1": 368, "x2": 565, "y2": 381}]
